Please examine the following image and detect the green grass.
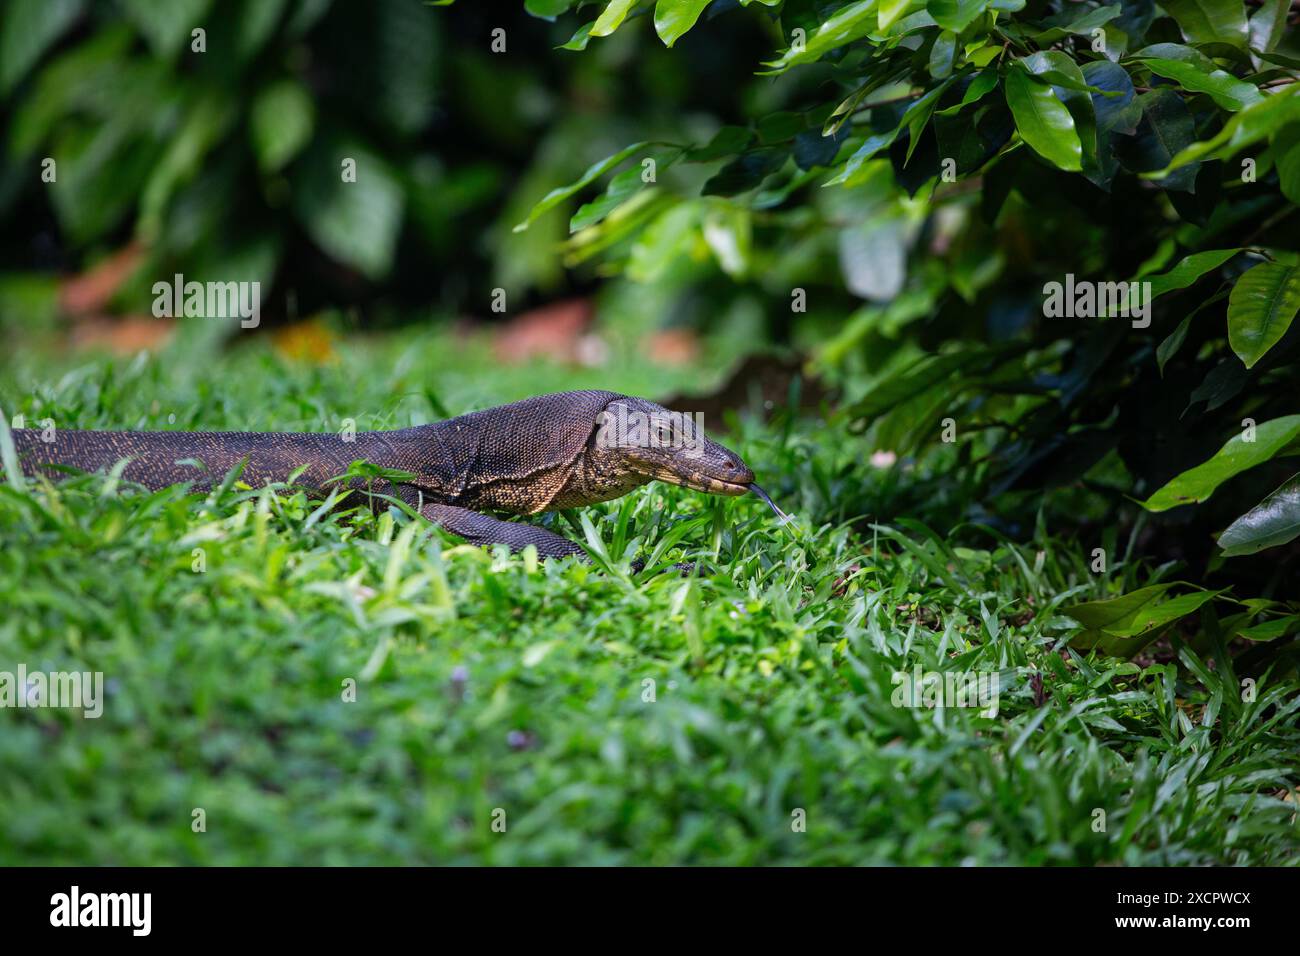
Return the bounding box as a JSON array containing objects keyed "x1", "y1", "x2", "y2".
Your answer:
[{"x1": 1, "y1": 329, "x2": 1298, "y2": 865}]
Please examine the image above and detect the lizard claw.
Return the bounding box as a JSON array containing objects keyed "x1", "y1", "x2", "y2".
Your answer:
[{"x1": 630, "y1": 558, "x2": 702, "y2": 576}]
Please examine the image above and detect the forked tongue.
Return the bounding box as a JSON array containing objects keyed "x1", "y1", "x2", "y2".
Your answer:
[{"x1": 748, "y1": 483, "x2": 790, "y2": 523}]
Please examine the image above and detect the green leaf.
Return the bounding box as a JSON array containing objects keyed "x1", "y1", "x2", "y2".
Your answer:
[
  {"x1": 793, "y1": 125, "x2": 848, "y2": 169},
  {"x1": 1161, "y1": 0, "x2": 1249, "y2": 47},
  {"x1": 1235, "y1": 614, "x2": 1300, "y2": 641},
  {"x1": 1079, "y1": 60, "x2": 1139, "y2": 186},
  {"x1": 559, "y1": 19, "x2": 596, "y2": 49},
  {"x1": 1142, "y1": 248, "x2": 1240, "y2": 298},
  {"x1": 563, "y1": 191, "x2": 671, "y2": 266},
  {"x1": 879, "y1": 0, "x2": 917, "y2": 30},
  {"x1": 701, "y1": 147, "x2": 786, "y2": 195},
  {"x1": 0, "y1": 0, "x2": 83, "y2": 94},
  {"x1": 926, "y1": 0, "x2": 988, "y2": 32},
  {"x1": 570, "y1": 166, "x2": 648, "y2": 232},
  {"x1": 848, "y1": 347, "x2": 1014, "y2": 420},
  {"x1": 1005, "y1": 67, "x2": 1082, "y2": 171},
  {"x1": 1219, "y1": 473, "x2": 1300, "y2": 556},
  {"x1": 1141, "y1": 414, "x2": 1300, "y2": 511},
  {"x1": 591, "y1": 0, "x2": 640, "y2": 37},
  {"x1": 626, "y1": 201, "x2": 699, "y2": 282},
  {"x1": 1157, "y1": 316, "x2": 1192, "y2": 374},
  {"x1": 0, "y1": 411, "x2": 27, "y2": 493},
  {"x1": 1055, "y1": 3, "x2": 1123, "y2": 36},
  {"x1": 1227, "y1": 262, "x2": 1300, "y2": 368},
  {"x1": 1156, "y1": 289, "x2": 1229, "y2": 373},
  {"x1": 514, "y1": 142, "x2": 651, "y2": 232},
  {"x1": 1021, "y1": 51, "x2": 1099, "y2": 174},
  {"x1": 45, "y1": 120, "x2": 146, "y2": 243},
  {"x1": 688, "y1": 125, "x2": 753, "y2": 161},
  {"x1": 702, "y1": 202, "x2": 752, "y2": 277},
  {"x1": 824, "y1": 129, "x2": 900, "y2": 185},
  {"x1": 357, "y1": 0, "x2": 440, "y2": 137},
  {"x1": 654, "y1": 0, "x2": 711, "y2": 47},
  {"x1": 839, "y1": 219, "x2": 907, "y2": 301},
  {"x1": 250, "y1": 80, "x2": 315, "y2": 174},
  {"x1": 1135, "y1": 55, "x2": 1262, "y2": 112},
  {"x1": 1020, "y1": 51, "x2": 1115, "y2": 97},
  {"x1": 1249, "y1": 0, "x2": 1290, "y2": 54},
  {"x1": 763, "y1": 0, "x2": 878, "y2": 72},
  {"x1": 1153, "y1": 84, "x2": 1300, "y2": 174},
  {"x1": 1117, "y1": 88, "x2": 1198, "y2": 191},
  {"x1": 293, "y1": 140, "x2": 405, "y2": 280},
  {"x1": 522, "y1": 640, "x2": 563, "y2": 667},
  {"x1": 1065, "y1": 584, "x2": 1225, "y2": 656},
  {"x1": 119, "y1": 0, "x2": 213, "y2": 59},
  {"x1": 1096, "y1": 589, "x2": 1223, "y2": 638},
  {"x1": 933, "y1": 104, "x2": 1014, "y2": 180},
  {"x1": 928, "y1": 30, "x2": 956, "y2": 79},
  {"x1": 139, "y1": 92, "x2": 237, "y2": 241},
  {"x1": 757, "y1": 111, "x2": 806, "y2": 143},
  {"x1": 1274, "y1": 123, "x2": 1300, "y2": 203},
  {"x1": 235, "y1": 0, "x2": 290, "y2": 62},
  {"x1": 957, "y1": 69, "x2": 999, "y2": 109},
  {"x1": 526, "y1": 0, "x2": 576, "y2": 16},
  {"x1": 1083, "y1": 61, "x2": 1138, "y2": 137},
  {"x1": 1064, "y1": 584, "x2": 1176, "y2": 630},
  {"x1": 569, "y1": 149, "x2": 680, "y2": 232},
  {"x1": 902, "y1": 77, "x2": 956, "y2": 163},
  {"x1": 7, "y1": 25, "x2": 133, "y2": 156}
]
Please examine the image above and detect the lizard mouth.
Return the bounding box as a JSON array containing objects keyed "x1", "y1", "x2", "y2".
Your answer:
[{"x1": 649, "y1": 467, "x2": 752, "y2": 496}]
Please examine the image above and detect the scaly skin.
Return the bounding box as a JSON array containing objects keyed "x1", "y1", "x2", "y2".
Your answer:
[{"x1": 12, "y1": 391, "x2": 757, "y2": 560}]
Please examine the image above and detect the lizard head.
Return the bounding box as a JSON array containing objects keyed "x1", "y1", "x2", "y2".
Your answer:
[{"x1": 593, "y1": 396, "x2": 755, "y2": 496}]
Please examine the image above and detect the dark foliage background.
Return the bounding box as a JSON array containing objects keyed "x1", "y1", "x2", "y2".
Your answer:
[{"x1": 0, "y1": 0, "x2": 778, "y2": 320}]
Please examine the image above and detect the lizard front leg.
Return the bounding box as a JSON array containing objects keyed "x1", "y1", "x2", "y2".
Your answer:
[
  {"x1": 416, "y1": 499, "x2": 588, "y2": 560},
  {"x1": 418, "y1": 500, "x2": 695, "y2": 574},
  {"x1": 394, "y1": 488, "x2": 691, "y2": 572}
]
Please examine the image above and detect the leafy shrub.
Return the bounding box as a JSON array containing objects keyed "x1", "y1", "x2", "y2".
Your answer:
[{"x1": 511, "y1": 1, "x2": 1300, "y2": 587}]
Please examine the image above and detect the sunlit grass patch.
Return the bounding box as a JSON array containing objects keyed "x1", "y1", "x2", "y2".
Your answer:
[{"x1": 0, "y1": 335, "x2": 1297, "y2": 864}]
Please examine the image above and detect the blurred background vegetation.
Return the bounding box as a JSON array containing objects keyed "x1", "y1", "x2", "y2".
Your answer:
[
  {"x1": 0, "y1": 0, "x2": 794, "y2": 334},
  {"x1": 3, "y1": 0, "x2": 1300, "y2": 632}
]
